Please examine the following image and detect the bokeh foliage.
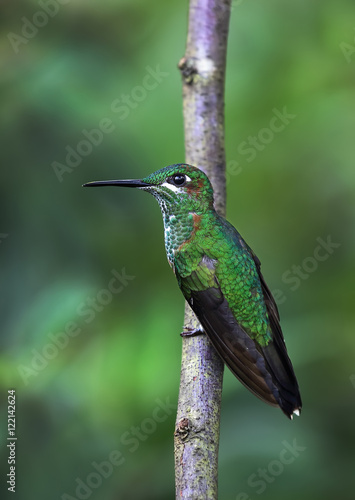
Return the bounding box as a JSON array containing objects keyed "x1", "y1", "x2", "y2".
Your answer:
[{"x1": 1, "y1": 1, "x2": 355, "y2": 499}]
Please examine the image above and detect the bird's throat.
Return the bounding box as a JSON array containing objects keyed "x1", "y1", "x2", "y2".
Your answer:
[{"x1": 163, "y1": 211, "x2": 198, "y2": 266}]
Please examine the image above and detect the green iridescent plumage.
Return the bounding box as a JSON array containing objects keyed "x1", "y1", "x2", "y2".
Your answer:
[
  {"x1": 84, "y1": 164, "x2": 302, "y2": 419},
  {"x1": 174, "y1": 214, "x2": 272, "y2": 347},
  {"x1": 141, "y1": 165, "x2": 271, "y2": 345}
]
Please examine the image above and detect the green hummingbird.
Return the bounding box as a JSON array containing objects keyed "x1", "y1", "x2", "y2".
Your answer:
[{"x1": 83, "y1": 164, "x2": 302, "y2": 419}]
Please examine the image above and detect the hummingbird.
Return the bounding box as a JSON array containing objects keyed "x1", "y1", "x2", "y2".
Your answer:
[{"x1": 83, "y1": 164, "x2": 302, "y2": 419}]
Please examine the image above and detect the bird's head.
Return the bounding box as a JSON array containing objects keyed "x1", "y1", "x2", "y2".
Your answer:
[{"x1": 83, "y1": 164, "x2": 215, "y2": 216}]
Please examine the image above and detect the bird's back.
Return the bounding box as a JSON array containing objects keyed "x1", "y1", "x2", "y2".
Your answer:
[{"x1": 174, "y1": 210, "x2": 302, "y2": 418}]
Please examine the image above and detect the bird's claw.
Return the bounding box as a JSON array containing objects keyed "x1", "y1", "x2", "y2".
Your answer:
[{"x1": 180, "y1": 327, "x2": 204, "y2": 338}]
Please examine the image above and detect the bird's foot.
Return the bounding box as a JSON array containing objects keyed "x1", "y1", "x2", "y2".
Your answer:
[{"x1": 180, "y1": 327, "x2": 204, "y2": 338}]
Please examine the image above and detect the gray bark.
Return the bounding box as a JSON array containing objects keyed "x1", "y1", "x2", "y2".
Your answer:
[{"x1": 174, "y1": 1, "x2": 232, "y2": 498}]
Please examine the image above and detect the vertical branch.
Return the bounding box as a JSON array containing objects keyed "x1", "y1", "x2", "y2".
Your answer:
[{"x1": 174, "y1": 1, "x2": 232, "y2": 499}]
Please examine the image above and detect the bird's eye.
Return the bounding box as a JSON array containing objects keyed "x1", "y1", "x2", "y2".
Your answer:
[{"x1": 170, "y1": 174, "x2": 186, "y2": 187}]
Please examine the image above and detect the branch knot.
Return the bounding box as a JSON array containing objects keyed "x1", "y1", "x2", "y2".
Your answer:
[
  {"x1": 174, "y1": 417, "x2": 191, "y2": 441},
  {"x1": 178, "y1": 57, "x2": 198, "y2": 84}
]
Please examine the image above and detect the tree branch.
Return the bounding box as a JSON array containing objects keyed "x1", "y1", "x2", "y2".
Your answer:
[{"x1": 174, "y1": 1, "x2": 232, "y2": 498}]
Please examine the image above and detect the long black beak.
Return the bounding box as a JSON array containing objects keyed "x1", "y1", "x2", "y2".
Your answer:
[{"x1": 83, "y1": 179, "x2": 151, "y2": 188}]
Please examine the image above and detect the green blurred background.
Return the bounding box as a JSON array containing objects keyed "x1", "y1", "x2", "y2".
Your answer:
[{"x1": 1, "y1": 0, "x2": 355, "y2": 499}]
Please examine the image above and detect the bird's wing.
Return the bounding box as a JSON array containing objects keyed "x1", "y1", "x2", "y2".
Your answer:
[
  {"x1": 250, "y1": 251, "x2": 302, "y2": 416},
  {"x1": 176, "y1": 247, "x2": 301, "y2": 418}
]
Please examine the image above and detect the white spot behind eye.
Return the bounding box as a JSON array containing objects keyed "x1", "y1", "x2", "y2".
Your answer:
[{"x1": 161, "y1": 182, "x2": 180, "y2": 193}]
